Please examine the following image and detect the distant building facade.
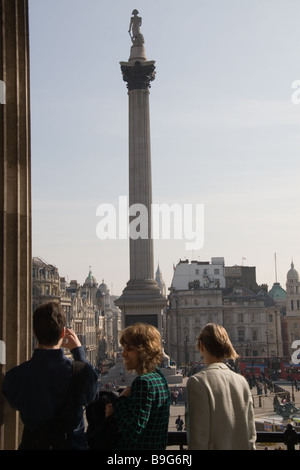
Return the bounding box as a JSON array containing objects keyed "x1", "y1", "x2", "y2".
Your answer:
[
  {"x1": 224, "y1": 265, "x2": 264, "y2": 292},
  {"x1": 222, "y1": 287, "x2": 282, "y2": 359},
  {"x1": 281, "y1": 262, "x2": 300, "y2": 357},
  {"x1": 171, "y1": 258, "x2": 226, "y2": 291},
  {"x1": 32, "y1": 257, "x2": 60, "y2": 312},
  {"x1": 32, "y1": 260, "x2": 121, "y2": 367},
  {"x1": 167, "y1": 286, "x2": 224, "y2": 364},
  {"x1": 268, "y1": 281, "x2": 287, "y2": 313},
  {"x1": 166, "y1": 258, "x2": 283, "y2": 365}
]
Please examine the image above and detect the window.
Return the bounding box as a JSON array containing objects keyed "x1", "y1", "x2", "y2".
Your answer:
[
  {"x1": 238, "y1": 329, "x2": 245, "y2": 342},
  {"x1": 252, "y1": 330, "x2": 258, "y2": 341}
]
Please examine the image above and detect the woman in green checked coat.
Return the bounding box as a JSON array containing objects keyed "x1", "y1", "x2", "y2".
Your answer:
[{"x1": 106, "y1": 323, "x2": 171, "y2": 450}]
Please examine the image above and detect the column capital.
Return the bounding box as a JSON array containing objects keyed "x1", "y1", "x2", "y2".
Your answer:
[{"x1": 120, "y1": 60, "x2": 156, "y2": 91}]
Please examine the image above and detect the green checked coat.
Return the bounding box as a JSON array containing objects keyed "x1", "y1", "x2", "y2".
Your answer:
[{"x1": 114, "y1": 368, "x2": 171, "y2": 450}]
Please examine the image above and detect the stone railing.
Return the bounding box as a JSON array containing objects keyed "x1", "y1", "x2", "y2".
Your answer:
[{"x1": 167, "y1": 430, "x2": 300, "y2": 450}]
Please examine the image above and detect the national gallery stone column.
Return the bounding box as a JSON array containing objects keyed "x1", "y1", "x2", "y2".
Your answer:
[
  {"x1": 0, "y1": 0, "x2": 32, "y2": 450},
  {"x1": 115, "y1": 10, "x2": 166, "y2": 332}
]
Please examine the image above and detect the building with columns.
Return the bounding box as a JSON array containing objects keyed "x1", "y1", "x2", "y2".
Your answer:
[
  {"x1": 222, "y1": 288, "x2": 282, "y2": 359},
  {"x1": 166, "y1": 259, "x2": 283, "y2": 365},
  {"x1": 167, "y1": 287, "x2": 224, "y2": 364}
]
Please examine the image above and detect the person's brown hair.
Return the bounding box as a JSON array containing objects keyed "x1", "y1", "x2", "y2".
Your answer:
[
  {"x1": 197, "y1": 323, "x2": 238, "y2": 361},
  {"x1": 33, "y1": 301, "x2": 65, "y2": 346},
  {"x1": 119, "y1": 323, "x2": 163, "y2": 375}
]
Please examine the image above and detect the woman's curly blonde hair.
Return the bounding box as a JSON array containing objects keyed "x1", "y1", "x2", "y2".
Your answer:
[{"x1": 119, "y1": 323, "x2": 163, "y2": 375}]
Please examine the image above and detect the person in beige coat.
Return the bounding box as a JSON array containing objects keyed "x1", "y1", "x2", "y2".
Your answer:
[{"x1": 186, "y1": 323, "x2": 256, "y2": 450}]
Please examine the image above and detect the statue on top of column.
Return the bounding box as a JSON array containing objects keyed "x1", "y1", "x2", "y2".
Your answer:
[{"x1": 128, "y1": 9, "x2": 145, "y2": 45}]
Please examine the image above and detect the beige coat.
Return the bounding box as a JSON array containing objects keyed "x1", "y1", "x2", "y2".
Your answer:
[{"x1": 186, "y1": 363, "x2": 256, "y2": 450}]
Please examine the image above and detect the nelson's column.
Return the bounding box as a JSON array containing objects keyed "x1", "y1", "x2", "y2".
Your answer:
[{"x1": 115, "y1": 10, "x2": 166, "y2": 332}]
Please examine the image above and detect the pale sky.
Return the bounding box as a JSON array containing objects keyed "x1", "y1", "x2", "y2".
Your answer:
[{"x1": 30, "y1": 0, "x2": 300, "y2": 295}]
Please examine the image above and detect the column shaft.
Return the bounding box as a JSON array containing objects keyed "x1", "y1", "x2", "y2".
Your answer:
[
  {"x1": 128, "y1": 89, "x2": 153, "y2": 281},
  {"x1": 0, "y1": 0, "x2": 32, "y2": 450}
]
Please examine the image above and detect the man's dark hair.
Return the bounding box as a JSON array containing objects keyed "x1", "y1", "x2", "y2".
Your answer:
[{"x1": 33, "y1": 301, "x2": 65, "y2": 346}]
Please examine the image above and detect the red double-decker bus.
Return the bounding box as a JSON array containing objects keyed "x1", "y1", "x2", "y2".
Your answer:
[
  {"x1": 238, "y1": 356, "x2": 300, "y2": 381},
  {"x1": 279, "y1": 362, "x2": 300, "y2": 381},
  {"x1": 238, "y1": 357, "x2": 270, "y2": 378}
]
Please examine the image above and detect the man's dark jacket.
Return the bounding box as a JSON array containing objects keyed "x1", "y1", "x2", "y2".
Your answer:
[{"x1": 2, "y1": 346, "x2": 98, "y2": 449}]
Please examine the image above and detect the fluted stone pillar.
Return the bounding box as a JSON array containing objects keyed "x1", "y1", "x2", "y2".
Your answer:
[
  {"x1": 115, "y1": 13, "x2": 166, "y2": 331},
  {"x1": 0, "y1": 0, "x2": 32, "y2": 450},
  {"x1": 122, "y1": 62, "x2": 156, "y2": 282}
]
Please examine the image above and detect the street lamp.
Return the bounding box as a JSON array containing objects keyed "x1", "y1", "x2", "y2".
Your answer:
[
  {"x1": 265, "y1": 331, "x2": 269, "y2": 357},
  {"x1": 246, "y1": 343, "x2": 252, "y2": 357},
  {"x1": 184, "y1": 330, "x2": 189, "y2": 365}
]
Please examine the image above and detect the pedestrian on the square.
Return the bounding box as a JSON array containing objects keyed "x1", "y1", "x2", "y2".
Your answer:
[
  {"x1": 175, "y1": 415, "x2": 184, "y2": 431},
  {"x1": 283, "y1": 423, "x2": 298, "y2": 450},
  {"x1": 186, "y1": 323, "x2": 256, "y2": 450},
  {"x1": 171, "y1": 388, "x2": 179, "y2": 405},
  {"x1": 105, "y1": 322, "x2": 171, "y2": 450}
]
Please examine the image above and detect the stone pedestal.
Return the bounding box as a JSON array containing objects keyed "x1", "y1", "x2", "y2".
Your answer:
[
  {"x1": 129, "y1": 43, "x2": 147, "y2": 62},
  {"x1": 0, "y1": 0, "x2": 32, "y2": 450},
  {"x1": 115, "y1": 279, "x2": 167, "y2": 331}
]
